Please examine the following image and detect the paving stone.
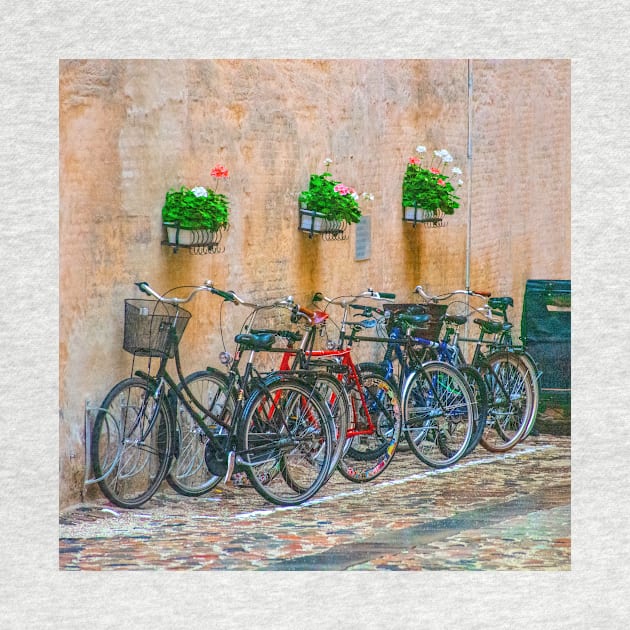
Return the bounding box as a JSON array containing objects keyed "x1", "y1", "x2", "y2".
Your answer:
[{"x1": 59, "y1": 435, "x2": 570, "y2": 570}]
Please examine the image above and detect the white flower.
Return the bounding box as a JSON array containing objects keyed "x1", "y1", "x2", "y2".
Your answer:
[
  {"x1": 452, "y1": 166, "x2": 462, "y2": 175},
  {"x1": 442, "y1": 154, "x2": 453, "y2": 163},
  {"x1": 415, "y1": 145, "x2": 426, "y2": 154},
  {"x1": 351, "y1": 192, "x2": 359, "y2": 201},
  {"x1": 362, "y1": 192, "x2": 374, "y2": 201},
  {"x1": 191, "y1": 186, "x2": 208, "y2": 197},
  {"x1": 457, "y1": 179, "x2": 464, "y2": 186},
  {"x1": 433, "y1": 150, "x2": 443, "y2": 158},
  {"x1": 323, "y1": 158, "x2": 333, "y2": 165}
]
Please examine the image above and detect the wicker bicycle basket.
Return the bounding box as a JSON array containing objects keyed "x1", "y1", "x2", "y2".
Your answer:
[
  {"x1": 384, "y1": 303, "x2": 448, "y2": 342},
  {"x1": 123, "y1": 299, "x2": 192, "y2": 358}
]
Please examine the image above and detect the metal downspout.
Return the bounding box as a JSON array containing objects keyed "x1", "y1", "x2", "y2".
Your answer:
[
  {"x1": 465, "y1": 59, "x2": 473, "y2": 293},
  {"x1": 465, "y1": 60, "x2": 474, "y2": 343}
]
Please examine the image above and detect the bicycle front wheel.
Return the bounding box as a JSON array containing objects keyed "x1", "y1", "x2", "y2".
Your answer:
[
  {"x1": 238, "y1": 378, "x2": 335, "y2": 506},
  {"x1": 402, "y1": 362, "x2": 475, "y2": 468},
  {"x1": 337, "y1": 370, "x2": 402, "y2": 483},
  {"x1": 458, "y1": 365, "x2": 489, "y2": 457},
  {"x1": 263, "y1": 369, "x2": 350, "y2": 483},
  {"x1": 517, "y1": 351, "x2": 541, "y2": 440},
  {"x1": 91, "y1": 377, "x2": 173, "y2": 509},
  {"x1": 480, "y1": 351, "x2": 534, "y2": 452},
  {"x1": 166, "y1": 368, "x2": 234, "y2": 497}
]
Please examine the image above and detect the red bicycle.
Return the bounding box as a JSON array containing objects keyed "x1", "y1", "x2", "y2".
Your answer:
[{"x1": 252, "y1": 290, "x2": 403, "y2": 483}]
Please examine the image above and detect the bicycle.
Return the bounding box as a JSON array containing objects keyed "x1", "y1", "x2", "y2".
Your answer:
[
  {"x1": 313, "y1": 290, "x2": 476, "y2": 469},
  {"x1": 365, "y1": 304, "x2": 488, "y2": 458},
  {"x1": 256, "y1": 294, "x2": 401, "y2": 483},
  {"x1": 192, "y1": 297, "x2": 351, "y2": 486},
  {"x1": 474, "y1": 294, "x2": 541, "y2": 439},
  {"x1": 91, "y1": 280, "x2": 336, "y2": 508},
  {"x1": 413, "y1": 285, "x2": 537, "y2": 452}
]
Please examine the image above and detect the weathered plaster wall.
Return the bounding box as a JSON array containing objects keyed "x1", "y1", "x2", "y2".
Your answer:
[{"x1": 59, "y1": 59, "x2": 570, "y2": 508}]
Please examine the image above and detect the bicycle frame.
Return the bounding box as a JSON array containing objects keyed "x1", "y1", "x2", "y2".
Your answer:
[{"x1": 135, "y1": 301, "x2": 328, "y2": 479}]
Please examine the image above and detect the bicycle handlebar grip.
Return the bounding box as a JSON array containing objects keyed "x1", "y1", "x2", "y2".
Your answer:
[
  {"x1": 213, "y1": 288, "x2": 236, "y2": 302},
  {"x1": 135, "y1": 282, "x2": 151, "y2": 296},
  {"x1": 298, "y1": 305, "x2": 316, "y2": 319},
  {"x1": 378, "y1": 292, "x2": 396, "y2": 300},
  {"x1": 312, "y1": 292, "x2": 323, "y2": 303},
  {"x1": 473, "y1": 290, "x2": 492, "y2": 297}
]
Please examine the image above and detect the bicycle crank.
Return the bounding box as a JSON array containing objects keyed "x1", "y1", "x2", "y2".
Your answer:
[{"x1": 204, "y1": 437, "x2": 230, "y2": 477}]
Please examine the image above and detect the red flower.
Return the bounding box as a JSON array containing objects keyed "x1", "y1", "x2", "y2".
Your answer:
[
  {"x1": 437, "y1": 179, "x2": 445, "y2": 186},
  {"x1": 211, "y1": 165, "x2": 229, "y2": 178},
  {"x1": 430, "y1": 167, "x2": 441, "y2": 175},
  {"x1": 408, "y1": 157, "x2": 421, "y2": 165}
]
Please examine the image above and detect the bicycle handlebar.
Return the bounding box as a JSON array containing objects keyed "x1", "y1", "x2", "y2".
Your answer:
[
  {"x1": 136, "y1": 280, "x2": 259, "y2": 308},
  {"x1": 313, "y1": 288, "x2": 396, "y2": 307},
  {"x1": 414, "y1": 285, "x2": 491, "y2": 303}
]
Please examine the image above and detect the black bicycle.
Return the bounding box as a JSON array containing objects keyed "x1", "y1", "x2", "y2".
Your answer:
[
  {"x1": 413, "y1": 285, "x2": 536, "y2": 452},
  {"x1": 91, "y1": 281, "x2": 335, "y2": 509}
]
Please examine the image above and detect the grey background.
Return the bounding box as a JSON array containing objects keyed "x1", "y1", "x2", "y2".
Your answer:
[{"x1": 2, "y1": 0, "x2": 625, "y2": 627}]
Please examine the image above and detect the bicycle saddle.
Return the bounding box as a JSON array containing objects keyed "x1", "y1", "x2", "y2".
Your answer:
[
  {"x1": 444, "y1": 314, "x2": 467, "y2": 326},
  {"x1": 251, "y1": 328, "x2": 303, "y2": 343},
  {"x1": 488, "y1": 296, "x2": 514, "y2": 309},
  {"x1": 474, "y1": 319, "x2": 513, "y2": 334},
  {"x1": 395, "y1": 313, "x2": 431, "y2": 326},
  {"x1": 234, "y1": 332, "x2": 276, "y2": 350}
]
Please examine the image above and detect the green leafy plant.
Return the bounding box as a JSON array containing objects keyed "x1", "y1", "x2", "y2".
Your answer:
[
  {"x1": 402, "y1": 146, "x2": 463, "y2": 215},
  {"x1": 162, "y1": 165, "x2": 230, "y2": 231},
  {"x1": 299, "y1": 159, "x2": 369, "y2": 224}
]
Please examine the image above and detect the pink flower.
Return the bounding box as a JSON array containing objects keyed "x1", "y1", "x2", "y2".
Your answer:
[
  {"x1": 437, "y1": 179, "x2": 446, "y2": 186},
  {"x1": 211, "y1": 164, "x2": 229, "y2": 178},
  {"x1": 430, "y1": 167, "x2": 441, "y2": 175},
  {"x1": 409, "y1": 157, "x2": 421, "y2": 165},
  {"x1": 334, "y1": 184, "x2": 349, "y2": 196}
]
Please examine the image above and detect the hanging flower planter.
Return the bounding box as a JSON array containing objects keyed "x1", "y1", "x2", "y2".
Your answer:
[
  {"x1": 402, "y1": 205, "x2": 445, "y2": 227},
  {"x1": 297, "y1": 159, "x2": 372, "y2": 240},
  {"x1": 163, "y1": 222, "x2": 228, "y2": 254},
  {"x1": 401, "y1": 145, "x2": 464, "y2": 229},
  {"x1": 298, "y1": 205, "x2": 348, "y2": 240},
  {"x1": 161, "y1": 164, "x2": 230, "y2": 254}
]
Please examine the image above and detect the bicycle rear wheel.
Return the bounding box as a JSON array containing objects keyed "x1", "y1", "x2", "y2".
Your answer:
[
  {"x1": 480, "y1": 351, "x2": 534, "y2": 452},
  {"x1": 238, "y1": 378, "x2": 335, "y2": 506},
  {"x1": 91, "y1": 377, "x2": 173, "y2": 509},
  {"x1": 402, "y1": 361, "x2": 475, "y2": 468},
  {"x1": 166, "y1": 368, "x2": 234, "y2": 496}
]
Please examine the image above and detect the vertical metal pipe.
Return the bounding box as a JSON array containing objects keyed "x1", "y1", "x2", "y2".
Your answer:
[
  {"x1": 465, "y1": 59, "x2": 473, "y2": 293},
  {"x1": 464, "y1": 60, "x2": 474, "y2": 348}
]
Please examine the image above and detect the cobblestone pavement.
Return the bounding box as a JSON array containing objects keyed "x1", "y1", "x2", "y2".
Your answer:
[{"x1": 59, "y1": 434, "x2": 570, "y2": 570}]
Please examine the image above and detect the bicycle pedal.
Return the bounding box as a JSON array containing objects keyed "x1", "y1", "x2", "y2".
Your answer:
[{"x1": 223, "y1": 451, "x2": 236, "y2": 484}]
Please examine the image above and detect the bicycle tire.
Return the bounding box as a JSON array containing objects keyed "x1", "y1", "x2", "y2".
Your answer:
[
  {"x1": 238, "y1": 378, "x2": 335, "y2": 506},
  {"x1": 91, "y1": 377, "x2": 173, "y2": 509},
  {"x1": 401, "y1": 361, "x2": 475, "y2": 468},
  {"x1": 166, "y1": 368, "x2": 234, "y2": 496},
  {"x1": 516, "y1": 350, "x2": 541, "y2": 440},
  {"x1": 458, "y1": 365, "x2": 489, "y2": 456},
  {"x1": 336, "y1": 369, "x2": 402, "y2": 483},
  {"x1": 263, "y1": 370, "x2": 350, "y2": 482},
  {"x1": 479, "y1": 351, "x2": 534, "y2": 452}
]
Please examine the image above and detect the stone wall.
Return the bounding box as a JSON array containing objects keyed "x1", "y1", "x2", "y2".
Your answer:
[{"x1": 59, "y1": 59, "x2": 570, "y2": 508}]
